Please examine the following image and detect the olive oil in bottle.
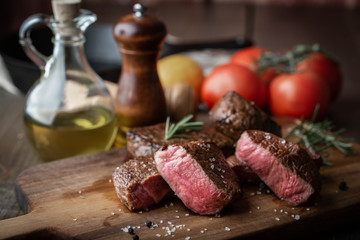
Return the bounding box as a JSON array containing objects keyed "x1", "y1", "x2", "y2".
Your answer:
[
  {"x1": 24, "y1": 106, "x2": 118, "y2": 161},
  {"x1": 19, "y1": 1, "x2": 118, "y2": 161}
]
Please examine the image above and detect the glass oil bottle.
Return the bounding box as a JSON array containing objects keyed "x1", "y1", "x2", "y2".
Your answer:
[{"x1": 19, "y1": 0, "x2": 118, "y2": 161}]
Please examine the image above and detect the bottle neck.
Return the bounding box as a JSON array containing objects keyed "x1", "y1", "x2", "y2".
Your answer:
[{"x1": 51, "y1": 32, "x2": 95, "y2": 79}]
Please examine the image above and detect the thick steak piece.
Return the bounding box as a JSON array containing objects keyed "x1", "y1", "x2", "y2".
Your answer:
[
  {"x1": 127, "y1": 123, "x2": 235, "y2": 158},
  {"x1": 154, "y1": 141, "x2": 240, "y2": 215},
  {"x1": 226, "y1": 155, "x2": 260, "y2": 183},
  {"x1": 236, "y1": 130, "x2": 321, "y2": 206},
  {"x1": 112, "y1": 157, "x2": 173, "y2": 211},
  {"x1": 209, "y1": 91, "x2": 282, "y2": 141}
]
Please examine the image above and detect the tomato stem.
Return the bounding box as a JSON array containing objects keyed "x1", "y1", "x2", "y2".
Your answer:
[{"x1": 257, "y1": 44, "x2": 340, "y2": 74}]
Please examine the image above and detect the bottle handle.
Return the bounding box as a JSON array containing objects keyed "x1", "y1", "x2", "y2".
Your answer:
[{"x1": 19, "y1": 14, "x2": 52, "y2": 69}]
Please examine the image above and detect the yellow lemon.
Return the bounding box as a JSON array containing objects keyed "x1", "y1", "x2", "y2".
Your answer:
[{"x1": 157, "y1": 54, "x2": 204, "y2": 104}]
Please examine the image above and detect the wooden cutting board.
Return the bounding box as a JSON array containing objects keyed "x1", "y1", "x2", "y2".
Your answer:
[{"x1": 0, "y1": 143, "x2": 360, "y2": 239}]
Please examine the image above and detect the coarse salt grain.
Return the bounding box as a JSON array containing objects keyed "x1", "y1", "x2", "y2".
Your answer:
[
  {"x1": 111, "y1": 212, "x2": 115, "y2": 215},
  {"x1": 185, "y1": 237, "x2": 191, "y2": 240},
  {"x1": 275, "y1": 217, "x2": 280, "y2": 221},
  {"x1": 294, "y1": 215, "x2": 300, "y2": 220},
  {"x1": 274, "y1": 209, "x2": 277, "y2": 212},
  {"x1": 185, "y1": 213, "x2": 189, "y2": 217},
  {"x1": 225, "y1": 227, "x2": 231, "y2": 231},
  {"x1": 156, "y1": 233, "x2": 161, "y2": 237},
  {"x1": 73, "y1": 218, "x2": 77, "y2": 221},
  {"x1": 187, "y1": 229, "x2": 191, "y2": 231},
  {"x1": 306, "y1": 208, "x2": 310, "y2": 211}
]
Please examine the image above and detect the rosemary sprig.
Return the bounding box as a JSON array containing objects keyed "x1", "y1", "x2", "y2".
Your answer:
[
  {"x1": 285, "y1": 104, "x2": 356, "y2": 166},
  {"x1": 164, "y1": 114, "x2": 204, "y2": 140}
]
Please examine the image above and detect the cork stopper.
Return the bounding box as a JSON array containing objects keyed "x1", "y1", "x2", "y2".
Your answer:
[{"x1": 52, "y1": 0, "x2": 81, "y2": 21}]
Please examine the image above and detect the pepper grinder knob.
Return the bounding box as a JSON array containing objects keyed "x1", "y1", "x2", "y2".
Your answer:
[{"x1": 133, "y1": 3, "x2": 146, "y2": 18}]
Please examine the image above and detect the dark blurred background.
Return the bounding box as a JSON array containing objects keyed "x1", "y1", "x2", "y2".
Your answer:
[{"x1": 0, "y1": 0, "x2": 360, "y2": 141}]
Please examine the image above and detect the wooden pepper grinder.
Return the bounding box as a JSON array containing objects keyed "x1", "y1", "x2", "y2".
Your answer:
[{"x1": 113, "y1": 3, "x2": 167, "y2": 142}]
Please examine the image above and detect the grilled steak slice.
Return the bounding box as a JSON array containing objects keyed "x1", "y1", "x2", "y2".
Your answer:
[
  {"x1": 154, "y1": 141, "x2": 240, "y2": 215},
  {"x1": 127, "y1": 123, "x2": 235, "y2": 158},
  {"x1": 112, "y1": 157, "x2": 173, "y2": 211},
  {"x1": 209, "y1": 91, "x2": 281, "y2": 141},
  {"x1": 226, "y1": 155, "x2": 260, "y2": 183},
  {"x1": 236, "y1": 130, "x2": 321, "y2": 206}
]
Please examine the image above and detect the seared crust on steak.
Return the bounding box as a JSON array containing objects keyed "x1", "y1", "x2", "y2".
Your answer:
[
  {"x1": 127, "y1": 123, "x2": 235, "y2": 158},
  {"x1": 247, "y1": 131, "x2": 321, "y2": 191},
  {"x1": 209, "y1": 91, "x2": 281, "y2": 141},
  {"x1": 226, "y1": 155, "x2": 260, "y2": 183},
  {"x1": 236, "y1": 130, "x2": 321, "y2": 206},
  {"x1": 112, "y1": 157, "x2": 173, "y2": 211}
]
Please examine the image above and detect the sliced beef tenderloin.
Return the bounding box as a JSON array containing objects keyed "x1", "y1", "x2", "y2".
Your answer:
[
  {"x1": 209, "y1": 91, "x2": 281, "y2": 141},
  {"x1": 127, "y1": 123, "x2": 235, "y2": 158},
  {"x1": 112, "y1": 157, "x2": 173, "y2": 211},
  {"x1": 236, "y1": 130, "x2": 321, "y2": 206},
  {"x1": 226, "y1": 155, "x2": 260, "y2": 183},
  {"x1": 154, "y1": 141, "x2": 240, "y2": 215}
]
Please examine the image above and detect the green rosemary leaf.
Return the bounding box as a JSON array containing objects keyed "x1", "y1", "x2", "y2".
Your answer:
[
  {"x1": 286, "y1": 104, "x2": 355, "y2": 166},
  {"x1": 164, "y1": 114, "x2": 204, "y2": 140}
]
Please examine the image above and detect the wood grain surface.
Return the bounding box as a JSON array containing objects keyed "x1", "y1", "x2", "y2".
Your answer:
[{"x1": 0, "y1": 142, "x2": 359, "y2": 240}]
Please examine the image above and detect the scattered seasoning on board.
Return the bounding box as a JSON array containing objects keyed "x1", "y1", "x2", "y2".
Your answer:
[{"x1": 339, "y1": 181, "x2": 348, "y2": 191}]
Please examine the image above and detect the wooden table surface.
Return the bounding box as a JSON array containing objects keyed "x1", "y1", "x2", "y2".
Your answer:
[{"x1": 1, "y1": 2, "x2": 360, "y2": 239}]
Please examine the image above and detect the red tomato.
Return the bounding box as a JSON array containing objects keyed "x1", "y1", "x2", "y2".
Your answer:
[
  {"x1": 296, "y1": 53, "x2": 342, "y2": 101},
  {"x1": 230, "y1": 46, "x2": 277, "y2": 86},
  {"x1": 201, "y1": 63, "x2": 266, "y2": 109},
  {"x1": 269, "y1": 72, "x2": 331, "y2": 120},
  {"x1": 230, "y1": 46, "x2": 265, "y2": 69}
]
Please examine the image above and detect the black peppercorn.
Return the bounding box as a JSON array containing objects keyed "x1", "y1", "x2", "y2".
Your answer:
[
  {"x1": 132, "y1": 234, "x2": 139, "y2": 240},
  {"x1": 146, "y1": 221, "x2": 152, "y2": 228},
  {"x1": 339, "y1": 181, "x2": 347, "y2": 191},
  {"x1": 128, "y1": 227, "x2": 134, "y2": 234}
]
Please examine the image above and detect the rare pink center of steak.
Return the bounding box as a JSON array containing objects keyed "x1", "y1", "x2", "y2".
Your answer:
[
  {"x1": 236, "y1": 132, "x2": 315, "y2": 206},
  {"x1": 155, "y1": 145, "x2": 234, "y2": 215}
]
